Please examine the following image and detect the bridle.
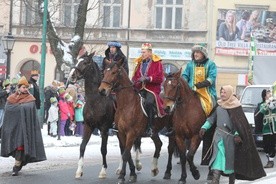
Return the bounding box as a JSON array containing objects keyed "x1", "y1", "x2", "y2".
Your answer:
[
  {"x1": 72, "y1": 59, "x2": 92, "y2": 80},
  {"x1": 163, "y1": 77, "x2": 183, "y2": 105},
  {"x1": 101, "y1": 66, "x2": 134, "y2": 92}
]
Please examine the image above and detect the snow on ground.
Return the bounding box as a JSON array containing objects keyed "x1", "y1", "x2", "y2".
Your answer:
[{"x1": 0, "y1": 125, "x2": 169, "y2": 173}]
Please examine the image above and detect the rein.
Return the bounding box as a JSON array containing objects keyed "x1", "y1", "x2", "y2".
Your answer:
[
  {"x1": 72, "y1": 62, "x2": 91, "y2": 79},
  {"x1": 163, "y1": 77, "x2": 183, "y2": 105}
]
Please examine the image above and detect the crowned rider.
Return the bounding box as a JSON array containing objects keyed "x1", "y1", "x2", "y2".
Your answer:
[{"x1": 132, "y1": 43, "x2": 165, "y2": 137}]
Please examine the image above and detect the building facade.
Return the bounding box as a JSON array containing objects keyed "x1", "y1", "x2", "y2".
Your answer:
[{"x1": 0, "y1": 0, "x2": 275, "y2": 92}]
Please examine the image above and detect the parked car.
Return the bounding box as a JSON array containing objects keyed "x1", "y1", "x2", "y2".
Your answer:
[{"x1": 240, "y1": 85, "x2": 272, "y2": 149}]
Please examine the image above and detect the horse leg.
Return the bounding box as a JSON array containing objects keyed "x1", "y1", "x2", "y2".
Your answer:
[
  {"x1": 98, "y1": 130, "x2": 109, "y2": 179},
  {"x1": 150, "y1": 133, "x2": 162, "y2": 177},
  {"x1": 163, "y1": 136, "x2": 175, "y2": 180},
  {"x1": 175, "y1": 136, "x2": 187, "y2": 184},
  {"x1": 186, "y1": 135, "x2": 201, "y2": 180},
  {"x1": 133, "y1": 137, "x2": 142, "y2": 171},
  {"x1": 75, "y1": 124, "x2": 92, "y2": 179}
]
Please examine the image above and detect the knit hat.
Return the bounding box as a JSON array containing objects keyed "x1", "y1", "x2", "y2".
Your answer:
[
  {"x1": 3, "y1": 79, "x2": 10, "y2": 87},
  {"x1": 58, "y1": 87, "x2": 66, "y2": 95},
  {"x1": 65, "y1": 93, "x2": 73, "y2": 101},
  {"x1": 11, "y1": 77, "x2": 18, "y2": 85},
  {"x1": 50, "y1": 97, "x2": 58, "y2": 104},
  {"x1": 107, "y1": 41, "x2": 121, "y2": 48},
  {"x1": 191, "y1": 45, "x2": 208, "y2": 59},
  {"x1": 18, "y1": 76, "x2": 29, "y2": 87}
]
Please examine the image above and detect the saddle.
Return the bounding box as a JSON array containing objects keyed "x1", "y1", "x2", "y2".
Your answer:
[{"x1": 139, "y1": 94, "x2": 158, "y2": 118}]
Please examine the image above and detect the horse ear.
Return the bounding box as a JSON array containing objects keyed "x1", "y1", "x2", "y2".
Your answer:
[
  {"x1": 88, "y1": 51, "x2": 95, "y2": 61},
  {"x1": 175, "y1": 68, "x2": 182, "y2": 78},
  {"x1": 117, "y1": 59, "x2": 124, "y2": 67}
]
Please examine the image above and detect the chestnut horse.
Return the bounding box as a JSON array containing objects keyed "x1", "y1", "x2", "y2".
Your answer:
[
  {"x1": 68, "y1": 52, "x2": 143, "y2": 180},
  {"x1": 162, "y1": 69, "x2": 207, "y2": 184},
  {"x1": 98, "y1": 60, "x2": 176, "y2": 184}
]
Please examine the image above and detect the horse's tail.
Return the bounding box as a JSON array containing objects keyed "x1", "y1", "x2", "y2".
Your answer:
[{"x1": 133, "y1": 137, "x2": 142, "y2": 153}]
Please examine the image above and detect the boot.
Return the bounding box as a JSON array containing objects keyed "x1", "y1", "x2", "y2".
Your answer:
[
  {"x1": 207, "y1": 169, "x2": 213, "y2": 181},
  {"x1": 264, "y1": 161, "x2": 274, "y2": 168},
  {"x1": 12, "y1": 160, "x2": 22, "y2": 176},
  {"x1": 211, "y1": 170, "x2": 221, "y2": 184},
  {"x1": 229, "y1": 173, "x2": 235, "y2": 184}
]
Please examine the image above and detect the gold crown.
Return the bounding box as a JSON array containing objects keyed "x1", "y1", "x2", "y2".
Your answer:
[
  {"x1": 18, "y1": 76, "x2": 29, "y2": 87},
  {"x1": 31, "y1": 70, "x2": 39, "y2": 75},
  {"x1": 141, "y1": 43, "x2": 152, "y2": 50}
]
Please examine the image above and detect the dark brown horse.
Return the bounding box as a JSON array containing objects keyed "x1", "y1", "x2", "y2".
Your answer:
[
  {"x1": 98, "y1": 60, "x2": 175, "y2": 184},
  {"x1": 68, "y1": 52, "x2": 115, "y2": 179},
  {"x1": 162, "y1": 69, "x2": 207, "y2": 184}
]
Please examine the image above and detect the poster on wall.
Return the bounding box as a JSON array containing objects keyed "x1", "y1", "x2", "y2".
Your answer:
[{"x1": 215, "y1": 9, "x2": 276, "y2": 56}]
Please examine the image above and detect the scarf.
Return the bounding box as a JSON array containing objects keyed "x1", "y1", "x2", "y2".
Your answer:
[
  {"x1": 217, "y1": 85, "x2": 241, "y2": 109},
  {"x1": 7, "y1": 91, "x2": 36, "y2": 104}
]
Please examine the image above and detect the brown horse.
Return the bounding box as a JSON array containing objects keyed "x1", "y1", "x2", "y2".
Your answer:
[
  {"x1": 68, "y1": 52, "x2": 142, "y2": 180},
  {"x1": 98, "y1": 60, "x2": 175, "y2": 184},
  {"x1": 162, "y1": 69, "x2": 207, "y2": 184}
]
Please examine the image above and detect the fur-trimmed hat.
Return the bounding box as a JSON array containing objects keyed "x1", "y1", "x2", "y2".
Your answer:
[
  {"x1": 191, "y1": 45, "x2": 208, "y2": 59},
  {"x1": 18, "y1": 76, "x2": 29, "y2": 87},
  {"x1": 141, "y1": 43, "x2": 152, "y2": 50},
  {"x1": 31, "y1": 70, "x2": 39, "y2": 76},
  {"x1": 107, "y1": 41, "x2": 121, "y2": 48}
]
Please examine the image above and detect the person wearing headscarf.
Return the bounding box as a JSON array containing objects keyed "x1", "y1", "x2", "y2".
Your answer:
[
  {"x1": 260, "y1": 89, "x2": 276, "y2": 168},
  {"x1": 199, "y1": 85, "x2": 266, "y2": 184},
  {"x1": 102, "y1": 41, "x2": 129, "y2": 75},
  {"x1": 1, "y1": 76, "x2": 46, "y2": 176}
]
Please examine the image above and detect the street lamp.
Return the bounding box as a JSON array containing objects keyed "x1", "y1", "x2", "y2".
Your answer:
[{"x1": 2, "y1": 32, "x2": 15, "y2": 78}]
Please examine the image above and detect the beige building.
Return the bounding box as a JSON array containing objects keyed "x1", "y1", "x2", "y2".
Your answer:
[{"x1": 0, "y1": 0, "x2": 275, "y2": 91}]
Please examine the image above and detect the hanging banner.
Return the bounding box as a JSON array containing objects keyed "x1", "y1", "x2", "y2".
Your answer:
[
  {"x1": 129, "y1": 48, "x2": 192, "y2": 60},
  {"x1": 216, "y1": 9, "x2": 276, "y2": 56}
]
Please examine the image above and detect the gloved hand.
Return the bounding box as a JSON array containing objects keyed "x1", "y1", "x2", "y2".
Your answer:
[
  {"x1": 138, "y1": 76, "x2": 150, "y2": 83},
  {"x1": 194, "y1": 80, "x2": 211, "y2": 89},
  {"x1": 199, "y1": 128, "x2": 206, "y2": 139},
  {"x1": 234, "y1": 135, "x2": 243, "y2": 145}
]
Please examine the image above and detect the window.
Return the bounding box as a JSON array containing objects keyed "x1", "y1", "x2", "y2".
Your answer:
[
  {"x1": 20, "y1": 60, "x2": 40, "y2": 80},
  {"x1": 155, "y1": 0, "x2": 183, "y2": 29},
  {"x1": 23, "y1": 0, "x2": 41, "y2": 25},
  {"x1": 63, "y1": 0, "x2": 80, "y2": 27},
  {"x1": 102, "y1": 0, "x2": 121, "y2": 27}
]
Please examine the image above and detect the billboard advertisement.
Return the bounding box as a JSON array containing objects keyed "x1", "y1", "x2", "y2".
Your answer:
[{"x1": 216, "y1": 9, "x2": 276, "y2": 56}]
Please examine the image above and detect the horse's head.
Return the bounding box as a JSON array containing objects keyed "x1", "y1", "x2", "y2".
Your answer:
[
  {"x1": 98, "y1": 59, "x2": 124, "y2": 96},
  {"x1": 162, "y1": 68, "x2": 182, "y2": 113},
  {"x1": 68, "y1": 51, "x2": 95, "y2": 83}
]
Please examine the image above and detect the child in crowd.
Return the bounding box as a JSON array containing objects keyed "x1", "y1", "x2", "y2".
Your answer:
[
  {"x1": 75, "y1": 94, "x2": 85, "y2": 137},
  {"x1": 47, "y1": 97, "x2": 59, "y2": 137}
]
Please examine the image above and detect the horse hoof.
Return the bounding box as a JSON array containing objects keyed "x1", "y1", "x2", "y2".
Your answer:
[
  {"x1": 98, "y1": 167, "x2": 107, "y2": 179},
  {"x1": 151, "y1": 168, "x2": 159, "y2": 177},
  {"x1": 192, "y1": 169, "x2": 200, "y2": 180},
  {"x1": 128, "y1": 175, "x2": 137, "y2": 183},
  {"x1": 136, "y1": 163, "x2": 142, "y2": 171},
  {"x1": 116, "y1": 168, "x2": 122, "y2": 175},
  {"x1": 117, "y1": 179, "x2": 125, "y2": 184},
  {"x1": 75, "y1": 172, "x2": 83, "y2": 179},
  {"x1": 163, "y1": 172, "x2": 171, "y2": 180},
  {"x1": 178, "y1": 180, "x2": 186, "y2": 184}
]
